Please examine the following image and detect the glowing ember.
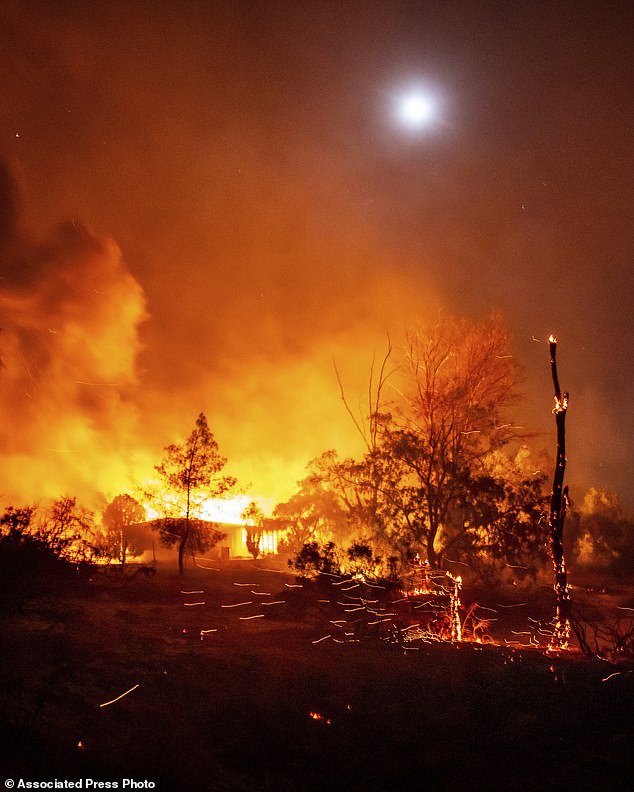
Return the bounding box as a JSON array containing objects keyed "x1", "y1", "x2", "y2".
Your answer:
[{"x1": 309, "y1": 711, "x2": 331, "y2": 725}]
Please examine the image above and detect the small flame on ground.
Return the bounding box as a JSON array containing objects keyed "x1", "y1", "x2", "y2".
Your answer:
[{"x1": 309, "y1": 711, "x2": 331, "y2": 725}]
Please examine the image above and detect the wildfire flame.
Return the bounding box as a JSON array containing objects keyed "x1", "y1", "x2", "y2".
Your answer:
[
  {"x1": 548, "y1": 617, "x2": 571, "y2": 652},
  {"x1": 143, "y1": 492, "x2": 264, "y2": 525},
  {"x1": 449, "y1": 574, "x2": 463, "y2": 642}
]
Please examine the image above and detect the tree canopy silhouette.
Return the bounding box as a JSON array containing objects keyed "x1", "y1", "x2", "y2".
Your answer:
[{"x1": 153, "y1": 412, "x2": 236, "y2": 574}]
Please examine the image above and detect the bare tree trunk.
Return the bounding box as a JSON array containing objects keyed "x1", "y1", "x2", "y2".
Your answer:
[
  {"x1": 547, "y1": 335, "x2": 572, "y2": 650},
  {"x1": 179, "y1": 479, "x2": 192, "y2": 575},
  {"x1": 178, "y1": 520, "x2": 189, "y2": 575},
  {"x1": 426, "y1": 525, "x2": 440, "y2": 569},
  {"x1": 121, "y1": 534, "x2": 128, "y2": 568}
]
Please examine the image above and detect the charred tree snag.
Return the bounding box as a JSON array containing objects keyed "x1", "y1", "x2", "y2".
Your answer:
[{"x1": 547, "y1": 335, "x2": 572, "y2": 650}]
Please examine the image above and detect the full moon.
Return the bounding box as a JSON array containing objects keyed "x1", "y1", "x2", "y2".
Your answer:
[{"x1": 395, "y1": 91, "x2": 437, "y2": 129}]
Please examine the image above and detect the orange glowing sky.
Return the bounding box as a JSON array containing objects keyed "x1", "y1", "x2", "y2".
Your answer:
[{"x1": 0, "y1": 1, "x2": 632, "y2": 512}]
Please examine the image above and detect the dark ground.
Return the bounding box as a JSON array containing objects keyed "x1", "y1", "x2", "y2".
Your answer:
[{"x1": 1, "y1": 560, "x2": 632, "y2": 791}]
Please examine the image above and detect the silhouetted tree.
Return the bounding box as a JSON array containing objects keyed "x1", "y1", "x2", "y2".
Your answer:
[
  {"x1": 241, "y1": 501, "x2": 264, "y2": 559},
  {"x1": 0, "y1": 505, "x2": 36, "y2": 536},
  {"x1": 0, "y1": 502, "x2": 96, "y2": 606},
  {"x1": 153, "y1": 413, "x2": 236, "y2": 574},
  {"x1": 153, "y1": 516, "x2": 225, "y2": 565},
  {"x1": 42, "y1": 496, "x2": 96, "y2": 562},
  {"x1": 102, "y1": 493, "x2": 146, "y2": 566},
  {"x1": 326, "y1": 315, "x2": 533, "y2": 571},
  {"x1": 447, "y1": 456, "x2": 549, "y2": 582},
  {"x1": 307, "y1": 446, "x2": 405, "y2": 556},
  {"x1": 285, "y1": 316, "x2": 547, "y2": 577},
  {"x1": 380, "y1": 314, "x2": 523, "y2": 568},
  {"x1": 274, "y1": 467, "x2": 347, "y2": 556}
]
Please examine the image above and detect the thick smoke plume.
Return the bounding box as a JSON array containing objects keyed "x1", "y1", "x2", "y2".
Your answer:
[
  {"x1": 0, "y1": 162, "x2": 440, "y2": 511},
  {"x1": 0, "y1": 163, "x2": 147, "y2": 506}
]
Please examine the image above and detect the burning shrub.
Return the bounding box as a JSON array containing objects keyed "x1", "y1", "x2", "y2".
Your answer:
[
  {"x1": 344, "y1": 538, "x2": 383, "y2": 578},
  {"x1": 289, "y1": 541, "x2": 340, "y2": 580},
  {"x1": 290, "y1": 538, "x2": 392, "y2": 585},
  {"x1": 290, "y1": 538, "x2": 398, "y2": 587}
]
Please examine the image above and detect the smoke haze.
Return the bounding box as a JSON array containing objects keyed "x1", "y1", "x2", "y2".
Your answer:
[{"x1": 0, "y1": 1, "x2": 632, "y2": 511}]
